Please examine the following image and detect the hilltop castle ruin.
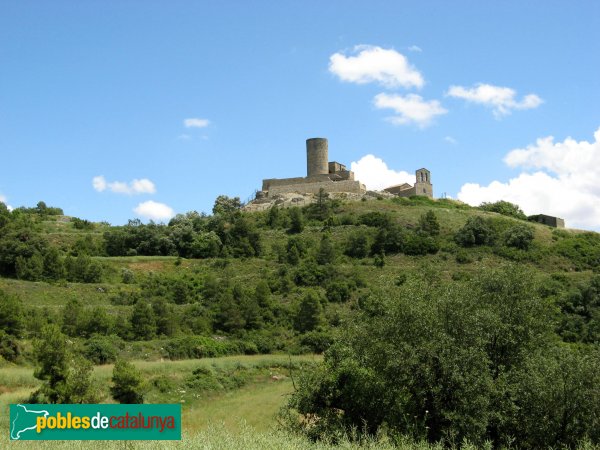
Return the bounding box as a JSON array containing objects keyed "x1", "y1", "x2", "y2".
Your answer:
[
  {"x1": 257, "y1": 137, "x2": 433, "y2": 200},
  {"x1": 259, "y1": 138, "x2": 366, "y2": 197}
]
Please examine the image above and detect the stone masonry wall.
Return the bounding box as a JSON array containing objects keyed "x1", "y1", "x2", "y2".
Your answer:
[{"x1": 267, "y1": 179, "x2": 365, "y2": 196}]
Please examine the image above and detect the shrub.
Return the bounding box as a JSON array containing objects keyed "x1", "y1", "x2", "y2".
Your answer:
[
  {"x1": 325, "y1": 280, "x2": 353, "y2": 303},
  {"x1": 121, "y1": 268, "x2": 135, "y2": 284},
  {"x1": 300, "y1": 330, "x2": 334, "y2": 353},
  {"x1": 403, "y1": 232, "x2": 439, "y2": 256},
  {"x1": 455, "y1": 216, "x2": 495, "y2": 247},
  {"x1": 479, "y1": 200, "x2": 527, "y2": 220},
  {"x1": 418, "y1": 210, "x2": 440, "y2": 236},
  {"x1": 164, "y1": 336, "x2": 240, "y2": 360},
  {"x1": 294, "y1": 291, "x2": 323, "y2": 333},
  {"x1": 84, "y1": 335, "x2": 122, "y2": 364},
  {"x1": 288, "y1": 208, "x2": 305, "y2": 234},
  {"x1": 371, "y1": 225, "x2": 406, "y2": 255},
  {"x1": 455, "y1": 250, "x2": 473, "y2": 264},
  {"x1": 0, "y1": 289, "x2": 24, "y2": 337},
  {"x1": 344, "y1": 230, "x2": 370, "y2": 258},
  {"x1": 285, "y1": 266, "x2": 600, "y2": 447},
  {"x1": 111, "y1": 359, "x2": 147, "y2": 404},
  {"x1": 316, "y1": 234, "x2": 336, "y2": 265},
  {"x1": 32, "y1": 325, "x2": 96, "y2": 403},
  {"x1": 503, "y1": 224, "x2": 535, "y2": 250},
  {"x1": 0, "y1": 330, "x2": 21, "y2": 362},
  {"x1": 358, "y1": 212, "x2": 392, "y2": 228}
]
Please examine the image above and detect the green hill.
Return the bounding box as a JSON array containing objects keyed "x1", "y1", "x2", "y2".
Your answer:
[
  {"x1": 1, "y1": 196, "x2": 599, "y2": 359},
  {"x1": 2, "y1": 196, "x2": 600, "y2": 447}
]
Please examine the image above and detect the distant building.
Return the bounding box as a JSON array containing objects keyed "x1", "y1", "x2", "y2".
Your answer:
[
  {"x1": 528, "y1": 214, "x2": 565, "y2": 228},
  {"x1": 383, "y1": 168, "x2": 433, "y2": 198},
  {"x1": 259, "y1": 138, "x2": 366, "y2": 197}
]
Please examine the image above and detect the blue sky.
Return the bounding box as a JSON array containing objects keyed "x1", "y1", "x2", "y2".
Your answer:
[{"x1": 1, "y1": 1, "x2": 599, "y2": 228}]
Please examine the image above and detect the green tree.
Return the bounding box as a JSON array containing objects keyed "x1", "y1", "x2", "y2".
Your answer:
[
  {"x1": 418, "y1": 210, "x2": 440, "y2": 236},
  {"x1": 455, "y1": 216, "x2": 495, "y2": 247},
  {"x1": 15, "y1": 253, "x2": 44, "y2": 281},
  {"x1": 130, "y1": 300, "x2": 157, "y2": 340},
  {"x1": 33, "y1": 324, "x2": 94, "y2": 403},
  {"x1": 43, "y1": 247, "x2": 65, "y2": 280},
  {"x1": 0, "y1": 330, "x2": 21, "y2": 362},
  {"x1": 294, "y1": 291, "x2": 323, "y2": 333},
  {"x1": 110, "y1": 359, "x2": 147, "y2": 404},
  {"x1": 479, "y1": 200, "x2": 527, "y2": 220},
  {"x1": 344, "y1": 230, "x2": 370, "y2": 258},
  {"x1": 62, "y1": 298, "x2": 85, "y2": 337},
  {"x1": 153, "y1": 297, "x2": 178, "y2": 336},
  {"x1": 286, "y1": 236, "x2": 307, "y2": 265},
  {"x1": 503, "y1": 224, "x2": 535, "y2": 250},
  {"x1": 288, "y1": 207, "x2": 305, "y2": 234},
  {"x1": 0, "y1": 289, "x2": 24, "y2": 337},
  {"x1": 285, "y1": 266, "x2": 590, "y2": 447},
  {"x1": 316, "y1": 233, "x2": 336, "y2": 265},
  {"x1": 212, "y1": 195, "x2": 241, "y2": 216},
  {"x1": 190, "y1": 231, "x2": 222, "y2": 258}
]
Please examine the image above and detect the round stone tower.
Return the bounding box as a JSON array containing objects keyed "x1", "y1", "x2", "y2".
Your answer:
[{"x1": 306, "y1": 138, "x2": 329, "y2": 178}]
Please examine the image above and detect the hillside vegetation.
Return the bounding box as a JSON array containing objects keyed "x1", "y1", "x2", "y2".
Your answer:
[{"x1": 1, "y1": 195, "x2": 600, "y2": 447}]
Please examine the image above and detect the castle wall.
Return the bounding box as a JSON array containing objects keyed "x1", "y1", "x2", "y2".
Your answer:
[
  {"x1": 267, "y1": 179, "x2": 365, "y2": 196},
  {"x1": 262, "y1": 174, "x2": 332, "y2": 191}
]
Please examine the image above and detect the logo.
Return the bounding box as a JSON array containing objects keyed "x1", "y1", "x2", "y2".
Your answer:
[{"x1": 10, "y1": 404, "x2": 181, "y2": 440}]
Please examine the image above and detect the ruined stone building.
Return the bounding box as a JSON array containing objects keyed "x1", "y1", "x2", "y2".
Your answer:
[
  {"x1": 528, "y1": 214, "x2": 565, "y2": 228},
  {"x1": 256, "y1": 137, "x2": 433, "y2": 201},
  {"x1": 383, "y1": 168, "x2": 433, "y2": 198},
  {"x1": 259, "y1": 138, "x2": 366, "y2": 197}
]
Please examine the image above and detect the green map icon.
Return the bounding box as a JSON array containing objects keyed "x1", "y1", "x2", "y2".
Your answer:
[{"x1": 10, "y1": 404, "x2": 49, "y2": 440}]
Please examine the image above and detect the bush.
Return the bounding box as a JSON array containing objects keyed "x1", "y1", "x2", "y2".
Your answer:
[
  {"x1": 479, "y1": 200, "x2": 527, "y2": 220},
  {"x1": 0, "y1": 330, "x2": 21, "y2": 362},
  {"x1": 111, "y1": 359, "x2": 147, "y2": 404},
  {"x1": 455, "y1": 250, "x2": 473, "y2": 264},
  {"x1": 418, "y1": 210, "x2": 440, "y2": 236},
  {"x1": 288, "y1": 208, "x2": 304, "y2": 234},
  {"x1": 71, "y1": 217, "x2": 95, "y2": 230},
  {"x1": 0, "y1": 289, "x2": 24, "y2": 337},
  {"x1": 371, "y1": 225, "x2": 406, "y2": 255},
  {"x1": 285, "y1": 266, "x2": 600, "y2": 447},
  {"x1": 84, "y1": 335, "x2": 122, "y2": 364},
  {"x1": 344, "y1": 230, "x2": 370, "y2": 258},
  {"x1": 503, "y1": 224, "x2": 535, "y2": 250},
  {"x1": 32, "y1": 325, "x2": 96, "y2": 403},
  {"x1": 300, "y1": 330, "x2": 334, "y2": 353},
  {"x1": 358, "y1": 212, "x2": 392, "y2": 228},
  {"x1": 455, "y1": 216, "x2": 495, "y2": 247},
  {"x1": 294, "y1": 291, "x2": 323, "y2": 333},
  {"x1": 403, "y1": 232, "x2": 439, "y2": 256},
  {"x1": 164, "y1": 336, "x2": 240, "y2": 360}
]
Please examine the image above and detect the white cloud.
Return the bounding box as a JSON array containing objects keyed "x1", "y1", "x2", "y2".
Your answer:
[
  {"x1": 408, "y1": 45, "x2": 422, "y2": 52},
  {"x1": 177, "y1": 134, "x2": 191, "y2": 141},
  {"x1": 444, "y1": 136, "x2": 458, "y2": 145},
  {"x1": 133, "y1": 200, "x2": 175, "y2": 221},
  {"x1": 457, "y1": 127, "x2": 600, "y2": 229},
  {"x1": 0, "y1": 194, "x2": 13, "y2": 211},
  {"x1": 184, "y1": 118, "x2": 210, "y2": 128},
  {"x1": 447, "y1": 83, "x2": 542, "y2": 117},
  {"x1": 92, "y1": 176, "x2": 156, "y2": 195},
  {"x1": 350, "y1": 154, "x2": 414, "y2": 191},
  {"x1": 374, "y1": 93, "x2": 447, "y2": 127},
  {"x1": 329, "y1": 45, "x2": 424, "y2": 89}
]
